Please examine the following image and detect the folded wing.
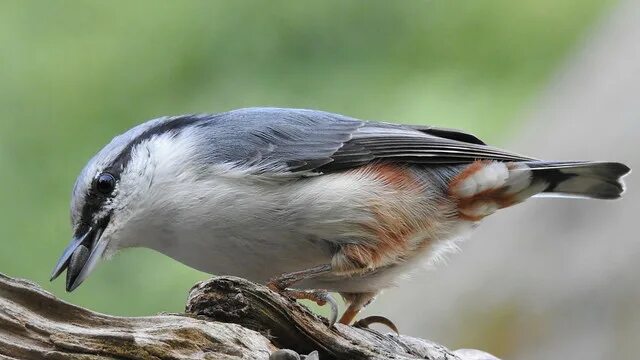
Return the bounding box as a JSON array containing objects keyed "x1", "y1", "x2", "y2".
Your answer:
[{"x1": 205, "y1": 107, "x2": 535, "y2": 175}]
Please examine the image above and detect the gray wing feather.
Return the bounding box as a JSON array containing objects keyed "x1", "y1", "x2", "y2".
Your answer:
[
  {"x1": 199, "y1": 107, "x2": 535, "y2": 175},
  {"x1": 199, "y1": 108, "x2": 363, "y2": 173}
]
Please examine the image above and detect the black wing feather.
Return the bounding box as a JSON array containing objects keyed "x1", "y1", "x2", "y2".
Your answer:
[{"x1": 318, "y1": 124, "x2": 535, "y2": 172}]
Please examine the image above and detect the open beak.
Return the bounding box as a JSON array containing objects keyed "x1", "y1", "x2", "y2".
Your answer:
[{"x1": 50, "y1": 221, "x2": 109, "y2": 292}]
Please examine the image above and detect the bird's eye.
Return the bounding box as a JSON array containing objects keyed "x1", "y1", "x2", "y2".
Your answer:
[{"x1": 95, "y1": 173, "x2": 116, "y2": 195}]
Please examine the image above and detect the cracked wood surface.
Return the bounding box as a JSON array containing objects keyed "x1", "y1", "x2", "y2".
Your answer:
[{"x1": 0, "y1": 273, "x2": 498, "y2": 360}]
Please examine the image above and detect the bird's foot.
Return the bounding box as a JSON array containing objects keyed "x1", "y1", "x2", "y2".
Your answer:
[
  {"x1": 267, "y1": 284, "x2": 339, "y2": 326},
  {"x1": 267, "y1": 264, "x2": 337, "y2": 325},
  {"x1": 353, "y1": 315, "x2": 399, "y2": 334}
]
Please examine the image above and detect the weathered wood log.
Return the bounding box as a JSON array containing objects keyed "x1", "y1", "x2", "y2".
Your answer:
[{"x1": 0, "y1": 273, "x2": 499, "y2": 360}]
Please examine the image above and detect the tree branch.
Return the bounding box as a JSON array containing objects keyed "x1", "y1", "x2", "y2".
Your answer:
[{"x1": 0, "y1": 273, "x2": 499, "y2": 360}]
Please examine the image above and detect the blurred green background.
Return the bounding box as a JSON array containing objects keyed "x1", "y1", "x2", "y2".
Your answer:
[{"x1": 0, "y1": 0, "x2": 612, "y2": 333}]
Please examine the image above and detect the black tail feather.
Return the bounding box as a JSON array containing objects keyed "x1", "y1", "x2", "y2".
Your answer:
[{"x1": 525, "y1": 161, "x2": 630, "y2": 199}]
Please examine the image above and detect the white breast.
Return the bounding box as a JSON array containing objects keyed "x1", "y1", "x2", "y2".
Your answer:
[{"x1": 124, "y1": 162, "x2": 378, "y2": 282}]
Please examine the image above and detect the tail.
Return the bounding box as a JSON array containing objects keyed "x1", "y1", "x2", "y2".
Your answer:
[
  {"x1": 521, "y1": 161, "x2": 630, "y2": 200},
  {"x1": 447, "y1": 160, "x2": 630, "y2": 221}
]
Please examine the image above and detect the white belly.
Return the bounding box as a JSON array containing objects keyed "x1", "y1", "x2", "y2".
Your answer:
[
  {"x1": 128, "y1": 166, "x2": 471, "y2": 293},
  {"x1": 142, "y1": 219, "x2": 473, "y2": 293},
  {"x1": 148, "y1": 228, "x2": 334, "y2": 284}
]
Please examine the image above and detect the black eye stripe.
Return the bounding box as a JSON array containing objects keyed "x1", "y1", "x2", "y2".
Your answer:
[
  {"x1": 76, "y1": 173, "x2": 115, "y2": 235},
  {"x1": 76, "y1": 115, "x2": 209, "y2": 234}
]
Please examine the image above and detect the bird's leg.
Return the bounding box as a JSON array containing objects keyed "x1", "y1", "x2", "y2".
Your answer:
[
  {"x1": 340, "y1": 292, "x2": 399, "y2": 333},
  {"x1": 267, "y1": 264, "x2": 339, "y2": 325}
]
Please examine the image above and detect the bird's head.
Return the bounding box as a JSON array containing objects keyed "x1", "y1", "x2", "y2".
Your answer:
[{"x1": 51, "y1": 115, "x2": 207, "y2": 291}]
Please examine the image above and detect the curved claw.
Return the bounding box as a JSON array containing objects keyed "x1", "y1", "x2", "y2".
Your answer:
[
  {"x1": 307, "y1": 290, "x2": 338, "y2": 326},
  {"x1": 353, "y1": 315, "x2": 399, "y2": 334},
  {"x1": 269, "y1": 287, "x2": 339, "y2": 327},
  {"x1": 322, "y1": 292, "x2": 339, "y2": 326}
]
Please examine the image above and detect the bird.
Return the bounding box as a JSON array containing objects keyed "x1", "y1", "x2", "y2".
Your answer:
[{"x1": 51, "y1": 107, "x2": 630, "y2": 329}]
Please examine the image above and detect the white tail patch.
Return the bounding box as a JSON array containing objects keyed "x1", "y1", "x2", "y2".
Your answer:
[
  {"x1": 504, "y1": 164, "x2": 553, "y2": 201},
  {"x1": 451, "y1": 162, "x2": 509, "y2": 198},
  {"x1": 504, "y1": 165, "x2": 532, "y2": 194},
  {"x1": 452, "y1": 162, "x2": 541, "y2": 220}
]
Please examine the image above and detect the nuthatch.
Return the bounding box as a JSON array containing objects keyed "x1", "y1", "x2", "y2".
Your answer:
[{"x1": 51, "y1": 107, "x2": 630, "y2": 328}]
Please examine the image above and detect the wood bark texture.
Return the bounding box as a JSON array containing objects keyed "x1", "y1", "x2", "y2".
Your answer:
[{"x1": 0, "y1": 273, "x2": 499, "y2": 360}]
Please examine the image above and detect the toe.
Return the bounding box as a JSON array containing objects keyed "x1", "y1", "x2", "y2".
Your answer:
[{"x1": 272, "y1": 288, "x2": 339, "y2": 327}]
